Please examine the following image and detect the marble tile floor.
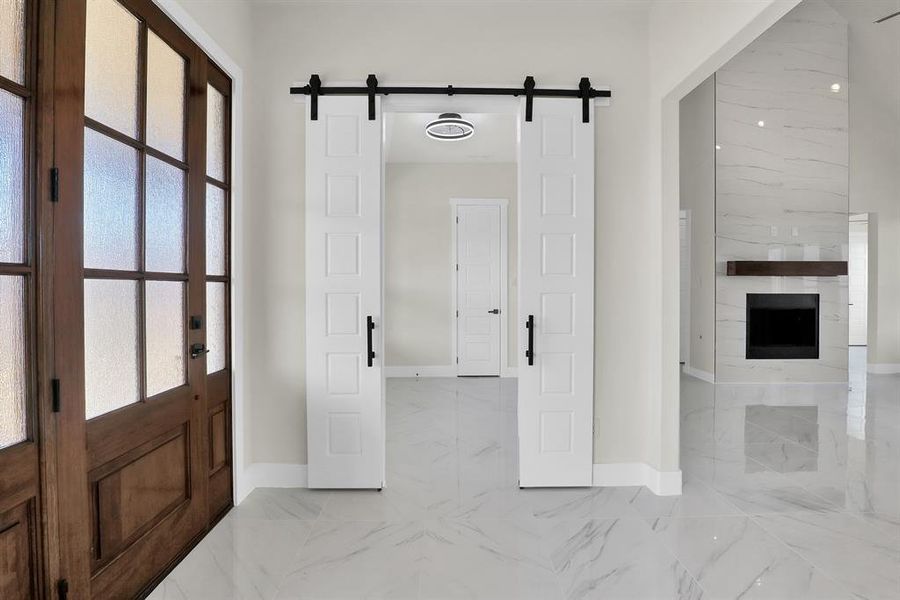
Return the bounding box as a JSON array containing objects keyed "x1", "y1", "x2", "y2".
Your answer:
[{"x1": 149, "y1": 350, "x2": 899, "y2": 599}]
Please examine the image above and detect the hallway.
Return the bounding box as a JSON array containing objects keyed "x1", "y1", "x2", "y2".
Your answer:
[{"x1": 150, "y1": 363, "x2": 899, "y2": 599}]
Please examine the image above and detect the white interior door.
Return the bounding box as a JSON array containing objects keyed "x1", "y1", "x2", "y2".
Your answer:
[
  {"x1": 306, "y1": 96, "x2": 384, "y2": 488},
  {"x1": 456, "y1": 204, "x2": 502, "y2": 376},
  {"x1": 849, "y1": 219, "x2": 868, "y2": 346},
  {"x1": 518, "y1": 98, "x2": 594, "y2": 487}
]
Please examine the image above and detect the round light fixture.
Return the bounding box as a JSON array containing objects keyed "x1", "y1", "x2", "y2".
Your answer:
[
  {"x1": 757, "y1": 120, "x2": 766, "y2": 127},
  {"x1": 831, "y1": 83, "x2": 841, "y2": 93},
  {"x1": 425, "y1": 113, "x2": 474, "y2": 141}
]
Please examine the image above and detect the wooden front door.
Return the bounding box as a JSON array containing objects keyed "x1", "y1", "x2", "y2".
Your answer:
[
  {"x1": 0, "y1": 1, "x2": 47, "y2": 597},
  {"x1": 0, "y1": 0, "x2": 233, "y2": 596},
  {"x1": 46, "y1": 0, "x2": 234, "y2": 596},
  {"x1": 74, "y1": 0, "x2": 208, "y2": 595}
]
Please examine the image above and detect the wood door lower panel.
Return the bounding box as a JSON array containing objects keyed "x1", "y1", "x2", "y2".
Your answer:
[
  {"x1": 86, "y1": 389, "x2": 206, "y2": 599},
  {"x1": 90, "y1": 426, "x2": 189, "y2": 569},
  {"x1": 0, "y1": 501, "x2": 38, "y2": 599},
  {"x1": 207, "y1": 370, "x2": 232, "y2": 519}
]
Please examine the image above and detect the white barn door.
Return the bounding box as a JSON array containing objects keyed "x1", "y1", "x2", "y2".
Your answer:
[
  {"x1": 306, "y1": 96, "x2": 384, "y2": 488},
  {"x1": 518, "y1": 98, "x2": 594, "y2": 487}
]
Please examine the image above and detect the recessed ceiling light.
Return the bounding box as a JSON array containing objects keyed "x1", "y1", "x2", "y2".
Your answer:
[
  {"x1": 831, "y1": 83, "x2": 841, "y2": 92},
  {"x1": 425, "y1": 113, "x2": 474, "y2": 141},
  {"x1": 757, "y1": 120, "x2": 765, "y2": 127},
  {"x1": 715, "y1": 144, "x2": 722, "y2": 150}
]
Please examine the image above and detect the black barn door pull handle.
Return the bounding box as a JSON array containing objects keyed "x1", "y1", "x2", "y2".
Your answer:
[
  {"x1": 367, "y1": 316, "x2": 376, "y2": 367},
  {"x1": 525, "y1": 315, "x2": 534, "y2": 366}
]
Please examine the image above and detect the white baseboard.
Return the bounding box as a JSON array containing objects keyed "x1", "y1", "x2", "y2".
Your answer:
[
  {"x1": 384, "y1": 365, "x2": 520, "y2": 378},
  {"x1": 868, "y1": 363, "x2": 900, "y2": 375},
  {"x1": 384, "y1": 365, "x2": 457, "y2": 378},
  {"x1": 682, "y1": 365, "x2": 715, "y2": 383},
  {"x1": 593, "y1": 463, "x2": 682, "y2": 496},
  {"x1": 238, "y1": 462, "x2": 681, "y2": 502},
  {"x1": 239, "y1": 463, "x2": 308, "y2": 502}
]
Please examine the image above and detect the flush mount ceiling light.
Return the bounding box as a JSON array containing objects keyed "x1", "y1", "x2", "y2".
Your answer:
[{"x1": 425, "y1": 113, "x2": 475, "y2": 141}]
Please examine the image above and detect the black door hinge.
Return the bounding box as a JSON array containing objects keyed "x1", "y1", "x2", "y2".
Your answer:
[
  {"x1": 50, "y1": 168, "x2": 60, "y2": 203},
  {"x1": 51, "y1": 378, "x2": 61, "y2": 413},
  {"x1": 57, "y1": 579, "x2": 69, "y2": 600}
]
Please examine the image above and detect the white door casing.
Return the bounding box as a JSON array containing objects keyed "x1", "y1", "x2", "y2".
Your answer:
[
  {"x1": 849, "y1": 219, "x2": 868, "y2": 347},
  {"x1": 456, "y1": 204, "x2": 502, "y2": 376},
  {"x1": 679, "y1": 212, "x2": 690, "y2": 365},
  {"x1": 306, "y1": 96, "x2": 384, "y2": 488},
  {"x1": 518, "y1": 98, "x2": 595, "y2": 487}
]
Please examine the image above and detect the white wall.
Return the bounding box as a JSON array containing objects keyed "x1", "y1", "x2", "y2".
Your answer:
[
  {"x1": 169, "y1": 0, "x2": 806, "y2": 486},
  {"x1": 678, "y1": 77, "x2": 716, "y2": 377},
  {"x1": 649, "y1": 0, "x2": 800, "y2": 473},
  {"x1": 830, "y1": 0, "x2": 900, "y2": 371},
  {"x1": 242, "y1": 0, "x2": 656, "y2": 469},
  {"x1": 384, "y1": 163, "x2": 517, "y2": 370}
]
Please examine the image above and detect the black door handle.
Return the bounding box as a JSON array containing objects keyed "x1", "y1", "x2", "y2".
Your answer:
[
  {"x1": 525, "y1": 315, "x2": 534, "y2": 366},
  {"x1": 366, "y1": 316, "x2": 376, "y2": 367},
  {"x1": 190, "y1": 343, "x2": 208, "y2": 359},
  {"x1": 488, "y1": 308, "x2": 500, "y2": 314}
]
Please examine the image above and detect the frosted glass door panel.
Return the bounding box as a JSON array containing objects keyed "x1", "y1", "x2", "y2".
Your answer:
[
  {"x1": 145, "y1": 156, "x2": 185, "y2": 273},
  {"x1": 205, "y1": 184, "x2": 225, "y2": 276},
  {"x1": 84, "y1": 128, "x2": 139, "y2": 270},
  {"x1": 146, "y1": 281, "x2": 185, "y2": 396},
  {"x1": 84, "y1": 279, "x2": 140, "y2": 419},
  {"x1": 0, "y1": 0, "x2": 25, "y2": 84},
  {"x1": 146, "y1": 31, "x2": 185, "y2": 160},
  {"x1": 85, "y1": 0, "x2": 139, "y2": 136},
  {"x1": 0, "y1": 89, "x2": 24, "y2": 263},
  {"x1": 206, "y1": 85, "x2": 226, "y2": 181},
  {"x1": 0, "y1": 275, "x2": 26, "y2": 449},
  {"x1": 206, "y1": 282, "x2": 226, "y2": 373}
]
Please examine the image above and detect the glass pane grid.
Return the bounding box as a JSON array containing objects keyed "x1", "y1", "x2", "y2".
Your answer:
[
  {"x1": 145, "y1": 156, "x2": 186, "y2": 273},
  {"x1": 205, "y1": 184, "x2": 225, "y2": 276},
  {"x1": 83, "y1": 2, "x2": 193, "y2": 416},
  {"x1": 84, "y1": 278, "x2": 140, "y2": 419},
  {"x1": 83, "y1": 128, "x2": 140, "y2": 271},
  {"x1": 0, "y1": 88, "x2": 25, "y2": 264},
  {"x1": 0, "y1": 275, "x2": 26, "y2": 449},
  {"x1": 146, "y1": 30, "x2": 186, "y2": 161},
  {"x1": 85, "y1": 0, "x2": 140, "y2": 138},
  {"x1": 206, "y1": 84, "x2": 226, "y2": 182},
  {"x1": 145, "y1": 280, "x2": 185, "y2": 396},
  {"x1": 0, "y1": 0, "x2": 26, "y2": 85},
  {"x1": 206, "y1": 281, "x2": 226, "y2": 374}
]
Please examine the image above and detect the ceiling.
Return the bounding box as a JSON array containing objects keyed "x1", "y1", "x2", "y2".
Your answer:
[{"x1": 384, "y1": 112, "x2": 516, "y2": 164}]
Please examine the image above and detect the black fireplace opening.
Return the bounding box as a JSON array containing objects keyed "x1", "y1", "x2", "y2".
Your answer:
[{"x1": 746, "y1": 293, "x2": 820, "y2": 359}]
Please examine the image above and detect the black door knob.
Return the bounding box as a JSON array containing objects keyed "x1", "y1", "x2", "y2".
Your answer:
[{"x1": 488, "y1": 309, "x2": 500, "y2": 314}]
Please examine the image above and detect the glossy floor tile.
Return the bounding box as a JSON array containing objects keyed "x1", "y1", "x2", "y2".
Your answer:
[{"x1": 150, "y1": 349, "x2": 899, "y2": 599}]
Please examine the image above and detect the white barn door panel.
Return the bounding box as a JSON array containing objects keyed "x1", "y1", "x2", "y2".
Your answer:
[
  {"x1": 518, "y1": 98, "x2": 594, "y2": 487},
  {"x1": 306, "y1": 96, "x2": 384, "y2": 489}
]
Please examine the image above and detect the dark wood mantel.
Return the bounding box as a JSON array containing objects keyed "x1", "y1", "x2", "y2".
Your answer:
[{"x1": 726, "y1": 261, "x2": 848, "y2": 277}]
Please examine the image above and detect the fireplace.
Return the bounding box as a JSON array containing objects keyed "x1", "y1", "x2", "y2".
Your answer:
[{"x1": 746, "y1": 294, "x2": 819, "y2": 359}]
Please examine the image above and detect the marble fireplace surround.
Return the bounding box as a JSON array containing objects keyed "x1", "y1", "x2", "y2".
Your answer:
[{"x1": 715, "y1": 1, "x2": 849, "y2": 384}]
